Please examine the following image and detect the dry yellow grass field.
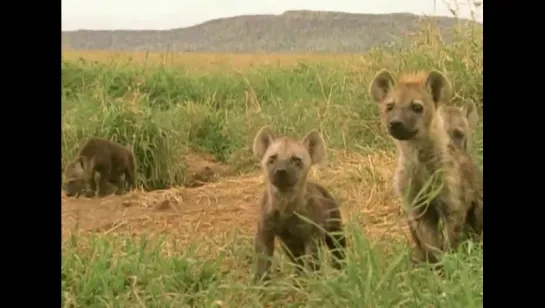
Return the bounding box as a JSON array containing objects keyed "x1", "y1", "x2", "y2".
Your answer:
[{"x1": 62, "y1": 50, "x2": 378, "y2": 71}]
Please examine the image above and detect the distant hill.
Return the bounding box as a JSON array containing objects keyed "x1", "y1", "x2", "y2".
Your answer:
[{"x1": 62, "y1": 10, "x2": 481, "y2": 53}]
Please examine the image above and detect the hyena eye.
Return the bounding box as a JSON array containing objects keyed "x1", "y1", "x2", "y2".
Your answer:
[
  {"x1": 267, "y1": 155, "x2": 278, "y2": 164},
  {"x1": 386, "y1": 102, "x2": 394, "y2": 111},
  {"x1": 411, "y1": 102, "x2": 423, "y2": 113},
  {"x1": 452, "y1": 129, "x2": 465, "y2": 140},
  {"x1": 291, "y1": 156, "x2": 303, "y2": 167}
]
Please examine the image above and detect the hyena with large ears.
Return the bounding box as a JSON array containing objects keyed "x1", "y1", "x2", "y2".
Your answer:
[
  {"x1": 252, "y1": 126, "x2": 346, "y2": 282},
  {"x1": 368, "y1": 69, "x2": 483, "y2": 265},
  {"x1": 439, "y1": 99, "x2": 480, "y2": 153}
]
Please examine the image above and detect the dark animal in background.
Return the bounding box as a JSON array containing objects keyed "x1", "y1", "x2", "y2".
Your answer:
[{"x1": 63, "y1": 138, "x2": 137, "y2": 198}]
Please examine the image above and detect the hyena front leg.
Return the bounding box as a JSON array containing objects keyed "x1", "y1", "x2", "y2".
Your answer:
[
  {"x1": 408, "y1": 210, "x2": 443, "y2": 264},
  {"x1": 324, "y1": 215, "x2": 347, "y2": 269},
  {"x1": 467, "y1": 201, "x2": 483, "y2": 242},
  {"x1": 304, "y1": 237, "x2": 322, "y2": 272},
  {"x1": 95, "y1": 169, "x2": 113, "y2": 198},
  {"x1": 282, "y1": 241, "x2": 306, "y2": 275},
  {"x1": 254, "y1": 227, "x2": 275, "y2": 282},
  {"x1": 110, "y1": 175, "x2": 126, "y2": 195},
  {"x1": 80, "y1": 171, "x2": 98, "y2": 198},
  {"x1": 94, "y1": 173, "x2": 108, "y2": 198},
  {"x1": 443, "y1": 208, "x2": 467, "y2": 252},
  {"x1": 325, "y1": 231, "x2": 346, "y2": 269}
]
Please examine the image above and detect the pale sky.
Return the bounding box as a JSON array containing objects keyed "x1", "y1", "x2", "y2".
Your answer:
[{"x1": 61, "y1": 0, "x2": 483, "y2": 31}]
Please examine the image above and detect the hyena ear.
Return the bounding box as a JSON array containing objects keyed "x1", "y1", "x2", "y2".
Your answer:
[
  {"x1": 82, "y1": 156, "x2": 97, "y2": 181},
  {"x1": 463, "y1": 99, "x2": 479, "y2": 129},
  {"x1": 369, "y1": 69, "x2": 395, "y2": 103},
  {"x1": 425, "y1": 70, "x2": 452, "y2": 105},
  {"x1": 302, "y1": 130, "x2": 327, "y2": 165},
  {"x1": 79, "y1": 156, "x2": 95, "y2": 170},
  {"x1": 72, "y1": 157, "x2": 85, "y2": 172},
  {"x1": 252, "y1": 126, "x2": 275, "y2": 160}
]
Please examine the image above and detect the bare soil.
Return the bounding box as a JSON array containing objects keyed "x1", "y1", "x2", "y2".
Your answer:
[{"x1": 62, "y1": 151, "x2": 409, "y2": 246}]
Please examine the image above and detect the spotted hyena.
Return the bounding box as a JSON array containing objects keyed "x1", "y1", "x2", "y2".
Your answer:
[
  {"x1": 252, "y1": 126, "x2": 346, "y2": 282},
  {"x1": 440, "y1": 99, "x2": 479, "y2": 152},
  {"x1": 368, "y1": 69, "x2": 483, "y2": 264},
  {"x1": 63, "y1": 138, "x2": 137, "y2": 198}
]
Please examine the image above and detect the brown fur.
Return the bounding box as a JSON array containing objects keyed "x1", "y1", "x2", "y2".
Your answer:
[
  {"x1": 63, "y1": 138, "x2": 137, "y2": 198},
  {"x1": 369, "y1": 69, "x2": 482, "y2": 265},
  {"x1": 439, "y1": 99, "x2": 479, "y2": 152},
  {"x1": 252, "y1": 126, "x2": 346, "y2": 282}
]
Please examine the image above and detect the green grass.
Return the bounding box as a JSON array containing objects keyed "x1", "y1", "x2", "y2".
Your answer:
[
  {"x1": 61, "y1": 19, "x2": 483, "y2": 190},
  {"x1": 62, "y1": 225, "x2": 483, "y2": 307},
  {"x1": 62, "y1": 18, "x2": 483, "y2": 308}
]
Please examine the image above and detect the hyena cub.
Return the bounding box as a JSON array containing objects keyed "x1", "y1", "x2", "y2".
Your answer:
[
  {"x1": 252, "y1": 126, "x2": 346, "y2": 282},
  {"x1": 63, "y1": 138, "x2": 137, "y2": 198},
  {"x1": 369, "y1": 69, "x2": 483, "y2": 264},
  {"x1": 440, "y1": 99, "x2": 479, "y2": 152}
]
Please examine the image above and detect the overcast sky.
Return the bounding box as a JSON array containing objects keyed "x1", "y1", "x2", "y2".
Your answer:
[{"x1": 62, "y1": 0, "x2": 483, "y2": 31}]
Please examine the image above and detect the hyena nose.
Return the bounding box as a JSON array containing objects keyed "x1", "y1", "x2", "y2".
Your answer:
[
  {"x1": 274, "y1": 169, "x2": 288, "y2": 179},
  {"x1": 272, "y1": 168, "x2": 292, "y2": 189},
  {"x1": 388, "y1": 120, "x2": 403, "y2": 130}
]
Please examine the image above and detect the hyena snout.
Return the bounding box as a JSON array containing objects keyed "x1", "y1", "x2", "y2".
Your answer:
[
  {"x1": 449, "y1": 128, "x2": 466, "y2": 149},
  {"x1": 63, "y1": 180, "x2": 82, "y2": 197},
  {"x1": 270, "y1": 166, "x2": 299, "y2": 189},
  {"x1": 387, "y1": 119, "x2": 417, "y2": 141}
]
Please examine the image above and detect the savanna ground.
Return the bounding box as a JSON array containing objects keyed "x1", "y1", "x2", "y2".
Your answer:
[{"x1": 62, "y1": 20, "x2": 483, "y2": 308}]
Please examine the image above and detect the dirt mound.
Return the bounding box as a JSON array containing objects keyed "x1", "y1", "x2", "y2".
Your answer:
[
  {"x1": 62, "y1": 151, "x2": 409, "y2": 245},
  {"x1": 183, "y1": 152, "x2": 234, "y2": 187}
]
